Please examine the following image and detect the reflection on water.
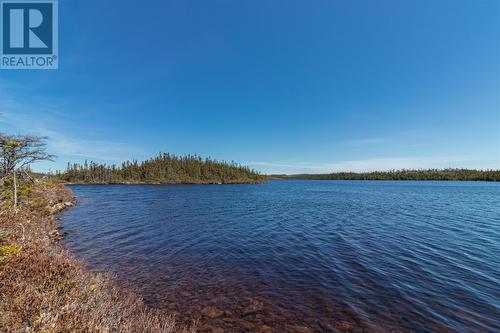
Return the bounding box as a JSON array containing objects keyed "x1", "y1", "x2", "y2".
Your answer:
[{"x1": 60, "y1": 181, "x2": 500, "y2": 332}]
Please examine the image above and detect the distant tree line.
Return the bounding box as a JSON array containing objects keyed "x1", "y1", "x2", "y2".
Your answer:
[
  {"x1": 274, "y1": 169, "x2": 500, "y2": 181},
  {"x1": 55, "y1": 153, "x2": 266, "y2": 184}
]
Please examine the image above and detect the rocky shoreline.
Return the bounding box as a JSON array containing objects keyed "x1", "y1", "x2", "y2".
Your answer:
[{"x1": 0, "y1": 180, "x2": 195, "y2": 333}]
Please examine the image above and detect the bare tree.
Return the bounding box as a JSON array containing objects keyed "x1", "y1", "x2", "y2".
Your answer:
[{"x1": 0, "y1": 134, "x2": 54, "y2": 207}]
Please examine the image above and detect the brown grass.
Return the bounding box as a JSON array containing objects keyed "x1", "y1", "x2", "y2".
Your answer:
[{"x1": 0, "y1": 180, "x2": 196, "y2": 333}]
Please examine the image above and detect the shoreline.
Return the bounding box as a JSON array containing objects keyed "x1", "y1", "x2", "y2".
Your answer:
[
  {"x1": 269, "y1": 177, "x2": 499, "y2": 182},
  {"x1": 64, "y1": 179, "x2": 266, "y2": 186},
  {"x1": 0, "y1": 180, "x2": 195, "y2": 333}
]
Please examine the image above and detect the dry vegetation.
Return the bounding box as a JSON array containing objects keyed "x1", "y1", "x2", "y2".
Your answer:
[{"x1": 0, "y1": 179, "x2": 196, "y2": 333}]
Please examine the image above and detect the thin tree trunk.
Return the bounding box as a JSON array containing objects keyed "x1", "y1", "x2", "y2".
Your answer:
[{"x1": 13, "y1": 169, "x2": 17, "y2": 207}]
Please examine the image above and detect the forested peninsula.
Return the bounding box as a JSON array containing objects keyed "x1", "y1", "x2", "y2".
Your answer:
[
  {"x1": 273, "y1": 169, "x2": 500, "y2": 181},
  {"x1": 55, "y1": 153, "x2": 266, "y2": 184}
]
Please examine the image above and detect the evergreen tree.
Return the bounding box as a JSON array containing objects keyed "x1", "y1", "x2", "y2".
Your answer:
[{"x1": 59, "y1": 153, "x2": 266, "y2": 184}]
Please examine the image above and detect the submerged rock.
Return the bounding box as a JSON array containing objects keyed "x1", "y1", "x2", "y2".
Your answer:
[
  {"x1": 240, "y1": 320, "x2": 256, "y2": 330},
  {"x1": 242, "y1": 299, "x2": 266, "y2": 316},
  {"x1": 212, "y1": 328, "x2": 225, "y2": 333},
  {"x1": 288, "y1": 325, "x2": 314, "y2": 333},
  {"x1": 259, "y1": 324, "x2": 274, "y2": 333},
  {"x1": 335, "y1": 321, "x2": 352, "y2": 330},
  {"x1": 201, "y1": 306, "x2": 224, "y2": 319}
]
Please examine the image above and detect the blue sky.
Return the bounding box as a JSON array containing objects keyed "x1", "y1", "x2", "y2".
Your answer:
[{"x1": 1, "y1": 0, "x2": 499, "y2": 174}]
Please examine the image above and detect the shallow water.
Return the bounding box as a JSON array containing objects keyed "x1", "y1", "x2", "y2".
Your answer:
[{"x1": 60, "y1": 180, "x2": 500, "y2": 332}]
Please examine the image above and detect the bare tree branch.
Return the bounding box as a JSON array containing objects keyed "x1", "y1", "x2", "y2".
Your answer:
[{"x1": 0, "y1": 134, "x2": 55, "y2": 206}]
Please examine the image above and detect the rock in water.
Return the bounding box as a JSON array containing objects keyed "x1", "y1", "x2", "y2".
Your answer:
[
  {"x1": 201, "y1": 306, "x2": 224, "y2": 319},
  {"x1": 242, "y1": 299, "x2": 266, "y2": 316}
]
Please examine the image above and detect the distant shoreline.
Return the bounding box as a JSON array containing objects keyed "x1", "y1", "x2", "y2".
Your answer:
[
  {"x1": 270, "y1": 169, "x2": 500, "y2": 182},
  {"x1": 64, "y1": 178, "x2": 499, "y2": 185},
  {"x1": 269, "y1": 178, "x2": 499, "y2": 182},
  {"x1": 64, "y1": 179, "x2": 266, "y2": 185}
]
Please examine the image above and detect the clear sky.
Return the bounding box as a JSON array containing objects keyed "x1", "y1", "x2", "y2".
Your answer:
[{"x1": 1, "y1": 0, "x2": 499, "y2": 174}]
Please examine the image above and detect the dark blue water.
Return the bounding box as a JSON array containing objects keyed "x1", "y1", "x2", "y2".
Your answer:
[{"x1": 60, "y1": 181, "x2": 500, "y2": 332}]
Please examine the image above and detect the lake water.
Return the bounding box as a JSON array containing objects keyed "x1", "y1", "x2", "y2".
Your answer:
[{"x1": 60, "y1": 181, "x2": 500, "y2": 332}]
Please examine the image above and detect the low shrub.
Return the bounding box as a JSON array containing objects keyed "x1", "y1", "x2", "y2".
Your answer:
[{"x1": 0, "y1": 180, "x2": 196, "y2": 333}]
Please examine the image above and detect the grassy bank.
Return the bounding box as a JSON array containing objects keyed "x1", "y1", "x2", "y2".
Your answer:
[{"x1": 0, "y1": 179, "x2": 196, "y2": 333}]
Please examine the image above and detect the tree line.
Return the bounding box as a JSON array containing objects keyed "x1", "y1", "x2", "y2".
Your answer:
[
  {"x1": 274, "y1": 169, "x2": 500, "y2": 181},
  {"x1": 56, "y1": 153, "x2": 266, "y2": 184}
]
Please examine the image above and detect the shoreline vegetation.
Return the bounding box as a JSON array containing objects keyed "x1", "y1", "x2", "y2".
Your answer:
[
  {"x1": 0, "y1": 179, "x2": 196, "y2": 333},
  {"x1": 271, "y1": 168, "x2": 500, "y2": 182},
  {"x1": 53, "y1": 153, "x2": 267, "y2": 185},
  {"x1": 0, "y1": 135, "x2": 198, "y2": 332}
]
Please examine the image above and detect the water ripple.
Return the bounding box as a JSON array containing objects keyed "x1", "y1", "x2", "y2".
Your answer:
[{"x1": 60, "y1": 181, "x2": 500, "y2": 332}]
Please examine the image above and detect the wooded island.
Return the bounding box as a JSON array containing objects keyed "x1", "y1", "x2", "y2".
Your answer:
[{"x1": 56, "y1": 153, "x2": 266, "y2": 184}]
